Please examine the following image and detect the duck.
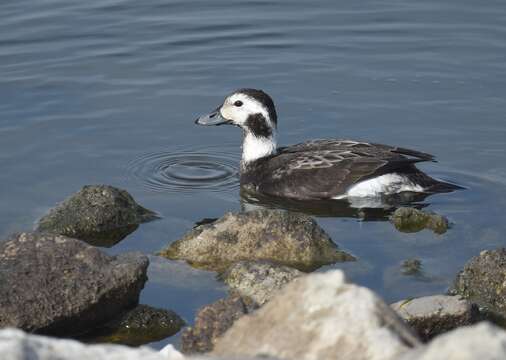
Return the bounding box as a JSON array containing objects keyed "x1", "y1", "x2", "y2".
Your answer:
[{"x1": 195, "y1": 88, "x2": 461, "y2": 201}]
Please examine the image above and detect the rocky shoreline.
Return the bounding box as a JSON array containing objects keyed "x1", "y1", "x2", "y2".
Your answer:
[{"x1": 1, "y1": 184, "x2": 506, "y2": 359}]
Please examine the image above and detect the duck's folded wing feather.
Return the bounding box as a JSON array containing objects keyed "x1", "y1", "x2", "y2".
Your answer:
[
  {"x1": 258, "y1": 148, "x2": 427, "y2": 199},
  {"x1": 279, "y1": 139, "x2": 435, "y2": 162}
]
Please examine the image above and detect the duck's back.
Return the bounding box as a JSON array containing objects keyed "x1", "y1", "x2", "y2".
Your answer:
[{"x1": 241, "y1": 139, "x2": 455, "y2": 200}]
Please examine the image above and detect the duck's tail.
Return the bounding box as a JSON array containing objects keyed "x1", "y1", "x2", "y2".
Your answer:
[{"x1": 405, "y1": 169, "x2": 464, "y2": 193}]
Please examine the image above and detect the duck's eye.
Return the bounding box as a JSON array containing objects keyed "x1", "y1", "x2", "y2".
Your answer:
[{"x1": 234, "y1": 100, "x2": 243, "y2": 107}]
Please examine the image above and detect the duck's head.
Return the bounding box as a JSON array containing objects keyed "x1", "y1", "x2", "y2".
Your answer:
[{"x1": 195, "y1": 88, "x2": 278, "y2": 165}]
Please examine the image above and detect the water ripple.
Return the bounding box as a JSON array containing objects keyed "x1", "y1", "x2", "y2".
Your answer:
[{"x1": 127, "y1": 146, "x2": 240, "y2": 194}]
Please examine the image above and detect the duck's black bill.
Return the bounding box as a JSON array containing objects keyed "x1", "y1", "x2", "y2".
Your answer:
[{"x1": 195, "y1": 109, "x2": 232, "y2": 126}]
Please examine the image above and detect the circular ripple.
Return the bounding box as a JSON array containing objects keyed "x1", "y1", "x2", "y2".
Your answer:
[{"x1": 127, "y1": 146, "x2": 240, "y2": 194}]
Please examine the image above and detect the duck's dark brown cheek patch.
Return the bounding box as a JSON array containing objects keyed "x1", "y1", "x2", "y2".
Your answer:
[{"x1": 246, "y1": 113, "x2": 272, "y2": 138}]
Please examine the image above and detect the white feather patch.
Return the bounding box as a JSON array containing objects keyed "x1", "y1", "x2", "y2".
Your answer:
[
  {"x1": 242, "y1": 133, "x2": 277, "y2": 163},
  {"x1": 334, "y1": 173, "x2": 425, "y2": 199}
]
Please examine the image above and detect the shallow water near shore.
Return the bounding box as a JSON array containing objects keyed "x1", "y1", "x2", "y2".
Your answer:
[{"x1": 1, "y1": 0, "x2": 506, "y2": 350}]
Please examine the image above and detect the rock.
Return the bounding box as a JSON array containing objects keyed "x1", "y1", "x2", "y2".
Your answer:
[
  {"x1": 181, "y1": 293, "x2": 257, "y2": 354},
  {"x1": 160, "y1": 209, "x2": 354, "y2": 272},
  {"x1": 400, "y1": 258, "x2": 423, "y2": 276},
  {"x1": 212, "y1": 270, "x2": 420, "y2": 360},
  {"x1": 79, "y1": 305, "x2": 185, "y2": 346},
  {"x1": 390, "y1": 207, "x2": 448, "y2": 234},
  {"x1": 396, "y1": 322, "x2": 506, "y2": 360},
  {"x1": 452, "y1": 248, "x2": 506, "y2": 319},
  {"x1": 0, "y1": 328, "x2": 180, "y2": 360},
  {"x1": 220, "y1": 261, "x2": 302, "y2": 306},
  {"x1": 0, "y1": 232, "x2": 148, "y2": 336},
  {"x1": 391, "y1": 295, "x2": 479, "y2": 341},
  {"x1": 37, "y1": 185, "x2": 158, "y2": 246}
]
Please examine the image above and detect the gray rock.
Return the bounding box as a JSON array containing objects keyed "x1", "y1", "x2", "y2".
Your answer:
[
  {"x1": 80, "y1": 304, "x2": 185, "y2": 346},
  {"x1": 452, "y1": 249, "x2": 506, "y2": 319},
  {"x1": 213, "y1": 270, "x2": 420, "y2": 360},
  {"x1": 221, "y1": 261, "x2": 302, "y2": 306},
  {"x1": 0, "y1": 328, "x2": 179, "y2": 360},
  {"x1": 396, "y1": 322, "x2": 506, "y2": 360},
  {"x1": 181, "y1": 293, "x2": 257, "y2": 354},
  {"x1": 391, "y1": 295, "x2": 479, "y2": 341},
  {"x1": 160, "y1": 209, "x2": 354, "y2": 272},
  {"x1": 390, "y1": 207, "x2": 448, "y2": 234},
  {"x1": 0, "y1": 232, "x2": 148, "y2": 336},
  {"x1": 37, "y1": 185, "x2": 158, "y2": 246}
]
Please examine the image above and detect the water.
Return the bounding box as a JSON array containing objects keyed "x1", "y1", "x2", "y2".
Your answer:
[{"x1": 2, "y1": 0, "x2": 506, "y2": 349}]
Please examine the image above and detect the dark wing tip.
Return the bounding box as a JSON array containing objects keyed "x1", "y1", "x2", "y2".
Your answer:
[{"x1": 392, "y1": 147, "x2": 437, "y2": 162}]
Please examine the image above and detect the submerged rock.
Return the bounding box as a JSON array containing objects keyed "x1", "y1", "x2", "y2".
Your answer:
[
  {"x1": 391, "y1": 295, "x2": 479, "y2": 341},
  {"x1": 37, "y1": 185, "x2": 158, "y2": 246},
  {"x1": 0, "y1": 232, "x2": 148, "y2": 336},
  {"x1": 80, "y1": 305, "x2": 185, "y2": 347},
  {"x1": 160, "y1": 209, "x2": 354, "y2": 272},
  {"x1": 212, "y1": 270, "x2": 420, "y2": 360},
  {"x1": 401, "y1": 258, "x2": 424, "y2": 277},
  {"x1": 396, "y1": 322, "x2": 506, "y2": 360},
  {"x1": 390, "y1": 207, "x2": 449, "y2": 234},
  {"x1": 221, "y1": 261, "x2": 302, "y2": 306},
  {"x1": 452, "y1": 249, "x2": 506, "y2": 319},
  {"x1": 181, "y1": 293, "x2": 256, "y2": 354}
]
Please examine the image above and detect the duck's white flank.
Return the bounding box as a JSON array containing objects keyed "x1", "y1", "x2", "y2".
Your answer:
[
  {"x1": 242, "y1": 132, "x2": 277, "y2": 164},
  {"x1": 333, "y1": 173, "x2": 425, "y2": 199}
]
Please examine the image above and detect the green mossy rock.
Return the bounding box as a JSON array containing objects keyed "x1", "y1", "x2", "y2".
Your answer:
[
  {"x1": 37, "y1": 185, "x2": 158, "y2": 246},
  {"x1": 390, "y1": 207, "x2": 449, "y2": 234}
]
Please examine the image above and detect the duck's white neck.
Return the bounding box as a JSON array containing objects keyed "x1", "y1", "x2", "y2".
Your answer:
[{"x1": 241, "y1": 131, "x2": 277, "y2": 165}]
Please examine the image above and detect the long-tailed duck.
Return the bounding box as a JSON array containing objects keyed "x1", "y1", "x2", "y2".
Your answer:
[{"x1": 195, "y1": 88, "x2": 461, "y2": 201}]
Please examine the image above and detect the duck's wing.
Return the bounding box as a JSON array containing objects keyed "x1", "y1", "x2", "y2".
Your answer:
[
  {"x1": 256, "y1": 142, "x2": 434, "y2": 200},
  {"x1": 278, "y1": 139, "x2": 435, "y2": 162}
]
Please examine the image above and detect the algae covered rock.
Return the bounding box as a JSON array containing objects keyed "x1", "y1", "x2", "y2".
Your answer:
[
  {"x1": 401, "y1": 258, "x2": 424, "y2": 276},
  {"x1": 221, "y1": 261, "x2": 302, "y2": 306},
  {"x1": 37, "y1": 185, "x2": 158, "y2": 246},
  {"x1": 391, "y1": 295, "x2": 479, "y2": 341},
  {"x1": 452, "y1": 248, "x2": 506, "y2": 318},
  {"x1": 390, "y1": 207, "x2": 449, "y2": 234},
  {"x1": 212, "y1": 270, "x2": 419, "y2": 360},
  {"x1": 160, "y1": 209, "x2": 354, "y2": 272},
  {"x1": 181, "y1": 293, "x2": 256, "y2": 354},
  {"x1": 0, "y1": 232, "x2": 148, "y2": 336},
  {"x1": 80, "y1": 305, "x2": 185, "y2": 346}
]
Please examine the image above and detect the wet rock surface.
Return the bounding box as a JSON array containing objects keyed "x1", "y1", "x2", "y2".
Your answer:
[
  {"x1": 396, "y1": 322, "x2": 506, "y2": 360},
  {"x1": 80, "y1": 305, "x2": 185, "y2": 346},
  {"x1": 391, "y1": 295, "x2": 479, "y2": 341},
  {"x1": 37, "y1": 185, "x2": 158, "y2": 246},
  {"x1": 160, "y1": 209, "x2": 354, "y2": 272},
  {"x1": 390, "y1": 207, "x2": 449, "y2": 234},
  {"x1": 181, "y1": 293, "x2": 257, "y2": 354},
  {"x1": 0, "y1": 232, "x2": 148, "y2": 336},
  {"x1": 452, "y1": 248, "x2": 506, "y2": 319},
  {"x1": 213, "y1": 270, "x2": 420, "y2": 360},
  {"x1": 220, "y1": 261, "x2": 302, "y2": 306}
]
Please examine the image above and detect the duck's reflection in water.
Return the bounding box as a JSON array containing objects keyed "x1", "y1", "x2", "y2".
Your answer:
[{"x1": 240, "y1": 187, "x2": 430, "y2": 221}]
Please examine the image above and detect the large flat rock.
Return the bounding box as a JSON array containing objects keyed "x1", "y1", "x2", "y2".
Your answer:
[
  {"x1": 0, "y1": 232, "x2": 148, "y2": 336},
  {"x1": 212, "y1": 270, "x2": 420, "y2": 360},
  {"x1": 391, "y1": 295, "x2": 479, "y2": 341},
  {"x1": 160, "y1": 209, "x2": 354, "y2": 272}
]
